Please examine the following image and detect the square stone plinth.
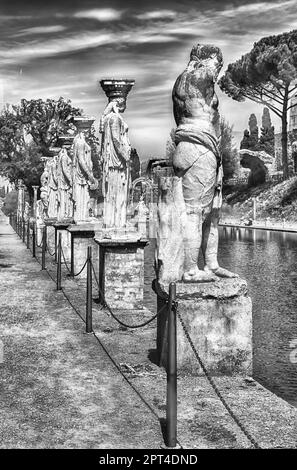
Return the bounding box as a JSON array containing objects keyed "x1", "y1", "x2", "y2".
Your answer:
[
  {"x1": 156, "y1": 277, "x2": 252, "y2": 376},
  {"x1": 67, "y1": 224, "x2": 100, "y2": 279},
  {"x1": 94, "y1": 238, "x2": 149, "y2": 310},
  {"x1": 53, "y1": 221, "x2": 73, "y2": 263},
  {"x1": 44, "y1": 220, "x2": 57, "y2": 257}
]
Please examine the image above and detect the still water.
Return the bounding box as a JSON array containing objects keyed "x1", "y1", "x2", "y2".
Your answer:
[{"x1": 144, "y1": 227, "x2": 297, "y2": 406}]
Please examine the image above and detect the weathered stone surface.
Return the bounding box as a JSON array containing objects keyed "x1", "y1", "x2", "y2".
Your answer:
[
  {"x1": 99, "y1": 79, "x2": 134, "y2": 229},
  {"x1": 46, "y1": 225, "x2": 56, "y2": 253},
  {"x1": 94, "y1": 238, "x2": 148, "y2": 310},
  {"x1": 57, "y1": 227, "x2": 71, "y2": 263},
  {"x1": 72, "y1": 117, "x2": 98, "y2": 223},
  {"x1": 239, "y1": 148, "x2": 276, "y2": 185},
  {"x1": 157, "y1": 277, "x2": 252, "y2": 376},
  {"x1": 47, "y1": 150, "x2": 59, "y2": 219},
  {"x1": 176, "y1": 277, "x2": 247, "y2": 300},
  {"x1": 156, "y1": 43, "x2": 238, "y2": 286},
  {"x1": 56, "y1": 138, "x2": 74, "y2": 221}
]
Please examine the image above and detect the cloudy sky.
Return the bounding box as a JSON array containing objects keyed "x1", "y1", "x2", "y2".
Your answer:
[{"x1": 0, "y1": 0, "x2": 296, "y2": 159}]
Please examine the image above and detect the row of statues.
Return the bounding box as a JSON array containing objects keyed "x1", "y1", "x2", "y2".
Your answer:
[
  {"x1": 39, "y1": 119, "x2": 98, "y2": 223},
  {"x1": 38, "y1": 80, "x2": 135, "y2": 229},
  {"x1": 35, "y1": 43, "x2": 237, "y2": 285}
]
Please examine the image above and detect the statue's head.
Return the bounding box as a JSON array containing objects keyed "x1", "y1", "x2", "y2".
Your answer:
[
  {"x1": 100, "y1": 79, "x2": 134, "y2": 114},
  {"x1": 112, "y1": 97, "x2": 127, "y2": 113},
  {"x1": 189, "y1": 44, "x2": 223, "y2": 79}
]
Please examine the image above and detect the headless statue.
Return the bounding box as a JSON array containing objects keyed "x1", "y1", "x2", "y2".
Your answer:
[
  {"x1": 157, "y1": 44, "x2": 237, "y2": 286},
  {"x1": 57, "y1": 147, "x2": 73, "y2": 220},
  {"x1": 173, "y1": 44, "x2": 237, "y2": 281},
  {"x1": 47, "y1": 156, "x2": 59, "y2": 218},
  {"x1": 72, "y1": 131, "x2": 97, "y2": 222},
  {"x1": 40, "y1": 161, "x2": 50, "y2": 218}
]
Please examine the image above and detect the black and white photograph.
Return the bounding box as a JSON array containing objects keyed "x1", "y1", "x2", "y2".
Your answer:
[{"x1": 0, "y1": 0, "x2": 297, "y2": 460}]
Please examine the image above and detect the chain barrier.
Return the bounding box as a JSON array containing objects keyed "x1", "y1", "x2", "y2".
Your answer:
[
  {"x1": 90, "y1": 260, "x2": 165, "y2": 329},
  {"x1": 60, "y1": 246, "x2": 72, "y2": 274},
  {"x1": 31, "y1": 249, "x2": 175, "y2": 446},
  {"x1": 10, "y1": 216, "x2": 262, "y2": 449},
  {"x1": 60, "y1": 245, "x2": 88, "y2": 277},
  {"x1": 46, "y1": 243, "x2": 56, "y2": 258},
  {"x1": 176, "y1": 305, "x2": 261, "y2": 449},
  {"x1": 36, "y1": 233, "x2": 44, "y2": 248}
]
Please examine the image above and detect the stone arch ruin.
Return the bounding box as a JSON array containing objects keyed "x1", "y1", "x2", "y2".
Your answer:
[{"x1": 239, "y1": 149, "x2": 275, "y2": 186}]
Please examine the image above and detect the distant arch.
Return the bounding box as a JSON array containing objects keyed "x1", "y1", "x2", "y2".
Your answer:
[{"x1": 239, "y1": 149, "x2": 274, "y2": 186}]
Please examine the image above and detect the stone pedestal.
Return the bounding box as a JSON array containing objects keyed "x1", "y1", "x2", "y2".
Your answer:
[
  {"x1": 36, "y1": 222, "x2": 44, "y2": 247},
  {"x1": 67, "y1": 223, "x2": 101, "y2": 279},
  {"x1": 44, "y1": 218, "x2": 57, "y2": 255},
  {"x1": 94, "y1": 238, "x2": 148, "y2": 310},
  {"x1": 156, "y1": 277, "x2": 252, "y2": 376},
  {"x1": 53, "y1": 221, "x2": 72, "y2": 263}
]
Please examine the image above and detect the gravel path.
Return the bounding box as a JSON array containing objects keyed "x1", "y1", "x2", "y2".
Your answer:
[
  {"x1": 0, "y1": 214, "x2": 162, "y2": 449},
  {"x1": 1, "y1": 213, "x2": 296, "y2": 449}
]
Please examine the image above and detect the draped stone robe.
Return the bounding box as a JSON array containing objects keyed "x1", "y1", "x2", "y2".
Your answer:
[
  {"x1": 100, "y1": 110, "x2": 131, "y2": 228},
  {"x1": 47, "y1": 157, "x2": 59, "y2": 218},
  {"x1": 72, "y1": 133, "x2": 96, "y2": 222},
  {"x1": 57, "y1": 148, "x2": 73, "y2": 220}
]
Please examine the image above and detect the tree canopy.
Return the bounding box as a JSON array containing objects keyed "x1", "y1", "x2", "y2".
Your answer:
[
  {"x1": 240, "y1": 108, "x2": 275, "y2": 156},
  {"x1": 219, "y1": 29, "x2": 297, "y2": 177},
  {"x1": 0, "y1": 97, "x2": 83, "y2": 198}
]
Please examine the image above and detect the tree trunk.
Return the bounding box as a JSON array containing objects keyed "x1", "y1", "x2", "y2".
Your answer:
[{"x1": 281, "y1": 86, "x2": 289, "y2": 178}]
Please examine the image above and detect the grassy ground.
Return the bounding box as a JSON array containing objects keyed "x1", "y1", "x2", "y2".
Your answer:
[{"x1": 1, "y1": 213, "x2": 297, "y2": 449}]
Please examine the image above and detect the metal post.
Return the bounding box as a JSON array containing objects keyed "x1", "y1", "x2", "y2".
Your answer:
[
  {"x1": 41, "y1": 226, "x2": 46, "y2": 270},
  {"x1": 54, "y1": 228, "x2": 57, "y2": 263},
  {"x1": 56, "y1": 233, "x2": 62, "y2": 291},
  {"x1": 70, "y1": 235, "x2": 74, "y2": 277},
  {"x1": 26, "y1": 221, "x2": 30, "y2": 249},
  {"x1": 166, "y1": 282, "x2": 177, "y2": 448},
  {"x1": 86, "y1": 246, "x2": 93, "y2": 333},
  {"x1": 22, "y1": 218, "x2": 25, "y2": 243},
  {"x1": 32, "y1": 224, "x2": 36, "y2": 258}
]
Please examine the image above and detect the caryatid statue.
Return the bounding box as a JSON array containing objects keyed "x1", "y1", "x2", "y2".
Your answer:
[
  {"x1": 17, "y1": 179, "x2": 25, "y2": 220},
  {"x1": 158, "y1": 44, "x2": 237, "y2": 284},
  {"x1": 47, "y1": 149, "x2": 59, "y2": 219},
  {"x1": 57, "y1": 136, "x2": 74, "y2": 221},
  {"x1": 99, "y1": 79, "x2": 134, "y2": 228},
  {"x1": 39, "y1": 159, "x2": 50, "y2": 218},
  {"x1": 72, "y1": 117, "x2": 98, "y2": 222}
]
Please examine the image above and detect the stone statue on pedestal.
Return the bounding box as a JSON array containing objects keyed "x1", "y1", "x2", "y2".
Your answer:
[
  {"x1": 99, "y1": 79, "x2": 134, "y2": 229},
  {"x1": 56, "y1": 137, "x2": 74, "y2": 221},
  {"x1": 47, "y1": 151, "x2": 59, "y2": 219},
  {"x1": 17, "y1": 180, "x2": 25, "y2": 219},
  {"x1": 72, "y1": 117, "x2": 98, "y2": 222},
  {"x1": 156, "y1": 44, "x2": 237, "y2": 287},
  {"x1": 39, "y1": 161, "x2": 50, "y2": 218},
  {"x1": 23, "y1": 202, "x2": 30, "y2": 222}
]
